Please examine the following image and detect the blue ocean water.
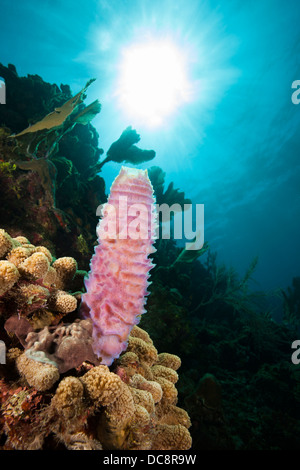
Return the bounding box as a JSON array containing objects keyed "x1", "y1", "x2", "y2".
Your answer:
[{"x1": 0, "y1": 0, "x2": 299, "y2": 298}]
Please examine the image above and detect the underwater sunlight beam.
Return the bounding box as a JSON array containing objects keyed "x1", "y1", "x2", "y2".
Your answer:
[{"x1": 117, "y1": 40, "x2": 192, "y2": 127}]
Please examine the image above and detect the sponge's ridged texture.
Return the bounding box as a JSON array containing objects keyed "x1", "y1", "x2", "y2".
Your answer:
[{"x1": 81, "y1": 167, "x2": 157, "y2": 366}]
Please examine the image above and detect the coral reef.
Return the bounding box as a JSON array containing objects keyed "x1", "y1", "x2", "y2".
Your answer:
[
  {"x1": 0, "y1": 379, "x2": 45, "y2": 450},
  {"x1": 16, "y1": 353, "x2": 60, "y2": 392},
  {"x1": 14, "y1": 78, "x2": 101, "y2": 157},
  {"x1": 0, "y1": 63, "x2": 72, "y2": 134},
  {"x1": 81, "y1": 166, "x2": 157, "y2": 366},
  {"x1": 140, "y1": 237, "x2": 300, "y2": 450},
  {"x1": 0, "y1": 63, "x2": 107, "y2": 269},
  {"x1": 0, "y1": 230, "x2": 191, "y2": 450},
  {"x1": 0, "y1": 229, "x2": 79, "y2": 334},
  {"x1": 0, "y1": 64, "x2": 157, "y2": 273},
  {"x1": 2, "y1": 64, "x2": 300, "y2": 452},
  {"x1": 0, "y1": 325, "x2": 192, "y2": 450},
  {"x1": 23, "y1": 319, "x2": 98, "y2": 374},
  {"x1": 0, "y1": 260, "x2": 20, "y2": 295}
]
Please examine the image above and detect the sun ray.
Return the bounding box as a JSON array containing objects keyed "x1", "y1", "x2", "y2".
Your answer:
[{"x1": 117, "y1": 40, "x2": 193, "y2": 127}]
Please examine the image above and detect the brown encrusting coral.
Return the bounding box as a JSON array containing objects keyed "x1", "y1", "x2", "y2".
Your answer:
[{"x1": 24, "y1": 319, "x2": 98, "y2": 374}]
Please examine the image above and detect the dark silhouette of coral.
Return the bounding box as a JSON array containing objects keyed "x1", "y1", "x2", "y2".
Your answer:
[{"x1": 100, "y1": 126, "x2": 156, "y2": 168}]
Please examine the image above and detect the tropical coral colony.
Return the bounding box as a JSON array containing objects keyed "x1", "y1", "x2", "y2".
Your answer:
[
  {"x1": 0, "y1": 225, "x2": 191, "y2": 450},
  {"x1": 1, "y1": 64, "x2": 300, "y2": 451}
]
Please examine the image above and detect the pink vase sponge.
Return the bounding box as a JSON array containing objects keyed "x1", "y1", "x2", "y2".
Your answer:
[{"x1": 81, "y1": 166, "x2": 157, "y2": 366}]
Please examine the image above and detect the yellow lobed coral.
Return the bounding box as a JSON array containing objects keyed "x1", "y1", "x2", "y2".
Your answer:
[
  {"x1": 102, "y1": 381, "x2": 135, "y2": 427},
  {"x1": 7, "y1": 246, "x2": 33, "y2": 267},
  {"x1": 6, "y1": 347, "x2": 23, "y2": 363},
  {"x1": 97, "y1": 381, "x2": 135, "y2": 449},
  {"x1": 154, "y1": 376, "x2": 178, "y2": 405},
  {"x1": 3, "y1": 323, "x2": 192, "y2": 451},
  {"x1": 126, "y1": 335, "x2": 158, "y2": 366},
  {"x1": 42, "y1": 266, "x2": 57, "y2": 286},
  {"x1": 1, "y1": 229, "x2": 78, "y2": 292},
  {"x1": 16, "y1": 352, "x2": 60, "y2": 391},
  {"x1": 51, "y1": 376, "x2": 85, "y2": 420},
  {"x1": 34, "y1": 246, "x2": 53, "y2": 263},
  {"x1": 152, "y1": 364, "x2": 179, "y2": 384},
  {"x1": 12, "y1": 235, "x2": 30, "y2": 245},
  {"x1": 81, "y1": 365, "x2": 124, "y2": 407},
  {"x1": 79, "y1": 327, "x2": 191, "y2": 450},
  {"x1": 48, "y1": 290, "x2": 77, "y2": 313},
  {"x1": 52, "y1": 256, "x2": 77, "y2": 289},
  {"x1": 152, "y1": 423, "x2": 192, "y2": 450},
  {"x1": 0, "y1": 228, "x2": 79, "y2": 330},
  {"x1": 0, "y1": 229, "x2": 14, "y2": 258},
  {"x1": 155, "y1": 402, "x2": 191, "y2": 428},
  {"x1": 129, "y1": 387, "x2": 155, "y2": 415},
  {"x1": 19, "y1": 252, "x2": 50, "y2": 280},
  {"x1": 129, "y1": 325, "x2": 153, "y2": 344},
  {"x1": 129, "y1": 373, "x2": 163, "y2": 403},
  {"x1": 0, "y1": 260, "x2": 20, "y2": 296},
  {"x1": 133, "y1": 404, "x2": 151, "y2": 428},
  {"x1": 156, "y1": 352, "x2": 181, "y2": 371}
]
